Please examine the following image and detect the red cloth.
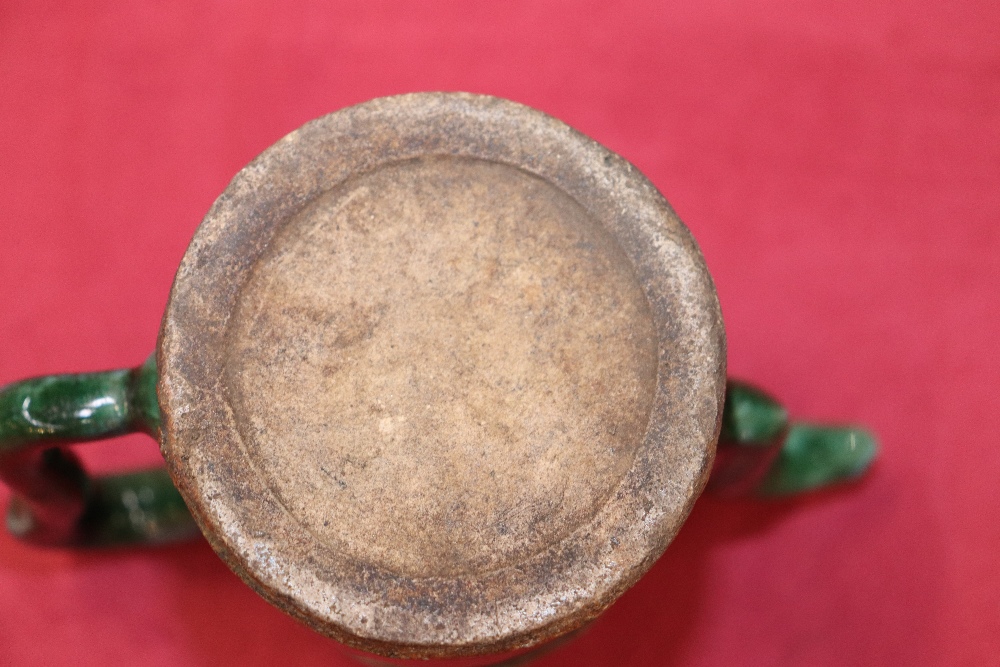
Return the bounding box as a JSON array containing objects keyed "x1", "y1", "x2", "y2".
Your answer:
[{"x1": 1, "y1": 1, "x2": 996, "y2": 665}]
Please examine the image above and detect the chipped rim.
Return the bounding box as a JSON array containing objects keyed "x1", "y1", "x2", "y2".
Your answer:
[{"x1": 157, "y1": 92, "x2": 726, "y2": 659}]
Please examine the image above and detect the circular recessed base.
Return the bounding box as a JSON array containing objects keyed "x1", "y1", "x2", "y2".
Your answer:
[
  {"x1": 158, "y1": 93, "x2": 725, "y2": 659},
  {"x1": 224, "y1": 155, "x2": 658, "y2": 580}
]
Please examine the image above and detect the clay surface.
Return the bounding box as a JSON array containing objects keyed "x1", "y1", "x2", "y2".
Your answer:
[
  {"x1": 158, "y1": 93, "x2": 725, "y2": 659},
  {"x1": 224, "y1": 156, "x2": 658, "y2": 579}
]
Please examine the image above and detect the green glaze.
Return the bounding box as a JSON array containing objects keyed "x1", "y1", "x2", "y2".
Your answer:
[
  {"x1": 0, "y1": 355, "x2": 198, "y2": 547},
  {"x1": 757, "y1": 423, "x2": 878, "y2": 496},
  {"x1": 75, "y1": 468, "x2": 199, "y2": 545},
  {"x1": 720, "y1": 381, "x2": 788, "y2": 445},
  {"x1": 719, "y1": 380, "x2": 878, "y2": 496},
  {"x1": 0, "y1": 355, "x2": 159, "y2": 449}
]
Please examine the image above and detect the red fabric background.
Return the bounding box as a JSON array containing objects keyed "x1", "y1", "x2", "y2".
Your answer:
[{"x1": 1, "y1": 2, "x2": 997, "y2": 665}]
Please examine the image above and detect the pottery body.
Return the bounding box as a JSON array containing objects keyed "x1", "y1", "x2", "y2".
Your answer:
[{"x1": 0, "y1": 93, "x2": 876, "y2": 666}]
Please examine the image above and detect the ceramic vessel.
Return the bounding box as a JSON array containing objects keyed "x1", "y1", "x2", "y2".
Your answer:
[{"x1": 0, "y1": 94, "x2": 876, "y2": 665}]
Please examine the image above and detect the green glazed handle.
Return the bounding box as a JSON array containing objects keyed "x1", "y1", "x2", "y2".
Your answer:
[
  {"x1": 0, "y1": 355, "x2": 198, "y2": 546},
  {"x1": 709, "y1": 380, "x2": 878, "y2": 496},
  {"x1": 0, "y1": 357, "x2": 876, "y2": 547}
]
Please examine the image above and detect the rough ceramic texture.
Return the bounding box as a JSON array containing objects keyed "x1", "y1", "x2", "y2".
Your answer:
[
  {"x1": 226, "y1": 156, "x2": 659, "y2": 579},
  {"x1": 158, "y1": 93, "x2": 727, "y2": 659}
]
